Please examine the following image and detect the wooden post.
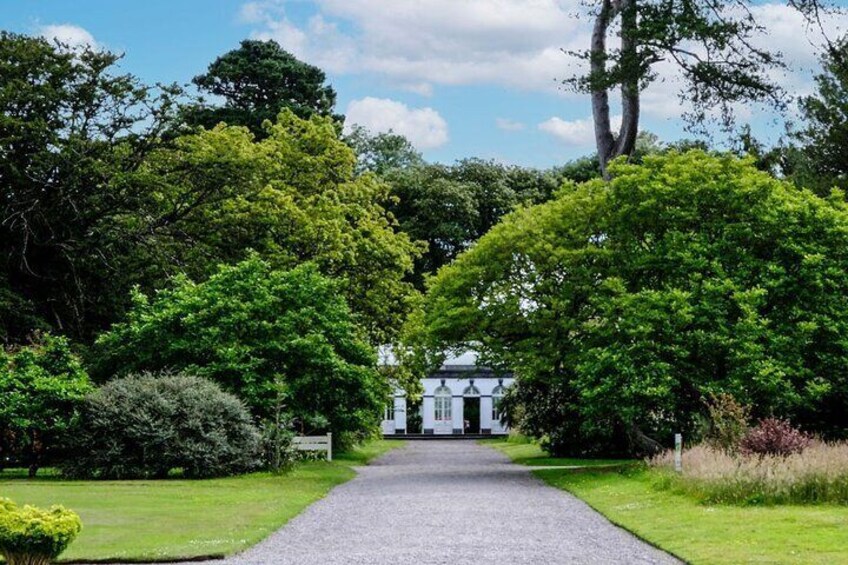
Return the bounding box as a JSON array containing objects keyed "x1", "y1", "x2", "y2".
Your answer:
[
  {"x1": 674, "y1": 433, "x2": 683, "y2": 473},
  {"x1": 327, "y1": 433, "x2": 332, "y2": 462}
]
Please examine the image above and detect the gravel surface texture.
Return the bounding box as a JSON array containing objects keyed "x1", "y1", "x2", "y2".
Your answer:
[{"x1": 225, "y1": 440, "x2": 679, "y2": 565}]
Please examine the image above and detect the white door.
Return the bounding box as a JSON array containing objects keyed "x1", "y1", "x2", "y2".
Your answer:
[
  {"x1": 491, "y1": 386, "x2": 506, "y2": 434},
  {"x1": 381, "y1": 403, "x2": 396, "y2": 435},
  {"x1": 434, "y1": 386, "x2": 453, "y2": 435}
]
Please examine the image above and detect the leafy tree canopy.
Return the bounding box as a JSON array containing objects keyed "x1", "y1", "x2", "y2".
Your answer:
[
  {"x1": 185, "y1": 39, "x2": 341, "y2": 137},
  {"x1": 569, "y1": 0, "x2": 837, "y2": 174},
  {"x1": 425, "y1": 151, "x2": 848, "y2": 456},
  {"x1": 0, "y1": 335, "x2": 93, "y2": 476},
  {"x1": 0, "y1": 32, "x2": 180, "y2": 343},
  {"x1": 91, "y1": 256, "x2": 390, "y2": 439},
  {"x1": 790, "y1": 36, "x2": 848, "y2": 195},
  {"x1": 135, "y1": 110, "x2": 421, "y2": 343}
]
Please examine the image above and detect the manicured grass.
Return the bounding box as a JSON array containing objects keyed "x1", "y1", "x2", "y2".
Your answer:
[
  {"x1": 0, "y1": 440, "x2": 403, "y2": 563},
  {"x1": 538, "y1": 467, "x2": 848, "y2": 565},
  {"x1": 483, "y1": 437, "x2": 848, "y2": 564},
  {"x1": 480, "y1": 437, "x2": 633, "y2": 467}
]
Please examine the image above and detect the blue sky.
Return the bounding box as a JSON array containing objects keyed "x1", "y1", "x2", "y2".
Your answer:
[{"x1": 3, "y1": 0, "x2": 847, "y2": 168}]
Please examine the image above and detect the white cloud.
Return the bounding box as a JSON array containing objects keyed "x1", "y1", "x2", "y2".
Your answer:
[
  {"x1": 344, "y1": 97, "x2": 448, "y2": 149},
  {"x1": 496, "y1": 118, "x2": 526, "y2": 131},
  {"x1": 245, "y1": 0, "x2": 587, "y2": 93},
  {"x1": 242, "y1": 1, "x2": 848, "y2": 125},
  {"x1": 539, "y1": 115, "x2": 622, "y2": 146},
  {"x1": 38, "y1": 24, "x2": 98, "y2": 50}
]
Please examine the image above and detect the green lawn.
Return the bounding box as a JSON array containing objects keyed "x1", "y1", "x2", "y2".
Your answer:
[
  {"x1": 484, "y1": 438, "x2": 848, "y2": 564},
  {"x1": 479, "y1": 437, "x2": 632, "y2": 467},
  {"x1": 0, "y1": 440, "x2": 402, "y2": 563}
]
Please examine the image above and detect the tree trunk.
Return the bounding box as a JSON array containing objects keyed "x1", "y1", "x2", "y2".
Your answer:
[{"x1": 592, "y1": 0, "x2": 640, "y2": 177}]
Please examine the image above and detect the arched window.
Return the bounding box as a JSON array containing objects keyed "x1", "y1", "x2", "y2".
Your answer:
[
  {"x1": 463, "y1": 384, "x2": 480, "y2": 396},
  {"x1": 434, "y1": 385, "x2": 452, "y2": 422},
  {"x1": 492, "y1": 385, "x2": 505, "y2": 421}
]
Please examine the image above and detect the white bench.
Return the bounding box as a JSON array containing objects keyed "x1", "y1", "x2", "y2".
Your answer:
[{"x1": 292, "y1": 433, "x2": 332, "y2": 461}]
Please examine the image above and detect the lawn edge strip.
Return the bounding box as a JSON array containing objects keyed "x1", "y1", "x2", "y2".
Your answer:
[{"x1": 531, "y1": 468, "x2": 690, "y2": 564}]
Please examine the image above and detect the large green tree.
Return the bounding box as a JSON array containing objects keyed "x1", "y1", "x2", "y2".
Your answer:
[
  {"x1": 91, "y1": 257, "x2": 388, "y2": 440},
  {"x1": 425, "y1": 151, "x2": 848, "y2": 456},
  {"x1": 135, "y1": 110, "x2": 421, "y2": 343},
  {"x1": 185, "y1": 39, "x2": 340, "y2": 137},
  {"x1": 572, "y1": 0, "x2": 836, "y2": 174},
  {"x1": 0, "y1": 32, "x2": 180, "y2": 343}
]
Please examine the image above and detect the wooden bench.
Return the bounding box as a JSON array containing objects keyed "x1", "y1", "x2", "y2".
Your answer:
[{"x1": 292, "y1": 433, "x2": 332, "y2": 461}]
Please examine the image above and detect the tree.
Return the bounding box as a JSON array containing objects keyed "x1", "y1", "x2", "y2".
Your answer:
[
  {"x1": 571, "y1": 1, "x2": 835, "y2": 175},
  {"x1": 185, "y1": 39, "x2": 340, "y2": 137},
  {"x1": 91, "y1": 257, "x2": 390, "y2": 442},
  {"x1": 345, "y1": 125, "x2": 424, "y2": 175},
  {"x1": 0, "y1": 32, "x2": 180, "y2": 343},
  {"x1": 425, "y1": 151, "x2": 848, "y2": 456},
  {"x1": 135, "y1": 110, "x2": 421, "y2": 343},
  {"x1": 0, "y1": 335, "x2": 93, "y2": 476},
  {"x1": 384, "y1": 159, "x2": 564, "y2": 286},
  {"x1": 791, "y1": 36, "x2": 848, "y2": 195}
]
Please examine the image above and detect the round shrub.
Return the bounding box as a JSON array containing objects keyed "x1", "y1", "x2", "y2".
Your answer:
[
  {"x1": 0, "y1": 497, "x2": 82, "y2": 565},
  {"x1": 740, "y1": 418, "x2": 812, "y2": 457},
  {"x1": 62, "y1": 373, "x2": 260, "y2": 479}
]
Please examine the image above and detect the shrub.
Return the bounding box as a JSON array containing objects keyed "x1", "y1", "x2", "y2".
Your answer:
[
  {"x1": 740, "y1": 417, "x2": 811, "y2": 457},
  {"x1": 650, "y1": 442, "x2": 848, "y2": 505},
  {"x1": 0, "y1": 334, "x2": 93, "y2": 476},
  {"x1": 91, "y1": 258, "x2": 389, "y2": 440},
  {"x1": 0, "y1": 498, "x2": 82, "y2": 565},
  {"x1": 62, "y1": 373, "x2": 260, "y2": 479},
  {"x1": 704, "y1": 393, "x2": 749, "y2": 454}
]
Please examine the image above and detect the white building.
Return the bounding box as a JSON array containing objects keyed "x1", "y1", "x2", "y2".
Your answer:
[{"x1": 381, "y1": 352, "x2": 514, "y2": 436}]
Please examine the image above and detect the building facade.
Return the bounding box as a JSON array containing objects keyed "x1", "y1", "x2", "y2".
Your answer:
[{"x1": 382, "y1": 355, "x2": 514, "y2": 436}]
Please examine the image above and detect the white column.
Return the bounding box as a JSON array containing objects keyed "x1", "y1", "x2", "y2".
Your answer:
[
  {"x1": 422, "y1": 396, "x2": 435, "y2": 433},
  {"x1": 452, "y1": 396, "x2": 464, "y2": 434},
  {"x1": 480, "y1": 396, "x2": 493, "y2": 433},
  {"x1": 394, "y1": 395, "x2": 407, "y2": 433}
]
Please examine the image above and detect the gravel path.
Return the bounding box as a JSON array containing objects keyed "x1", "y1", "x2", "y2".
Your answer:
[{"x1": 226, "y1": 440, "x2": 679, "y2": 565}]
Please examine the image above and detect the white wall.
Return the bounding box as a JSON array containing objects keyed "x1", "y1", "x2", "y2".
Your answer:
[{"x1": 384, "y1": 375, "x2": 514, "y2": 435}]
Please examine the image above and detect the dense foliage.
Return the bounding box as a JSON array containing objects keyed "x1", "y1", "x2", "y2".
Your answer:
[
  {"x1": 791, "y1": 38, "x2": 848, "y2": 195},
  {"x1": 63, "y1": 373, "x2": 260, "y2": 479},
  {"x1": 0, "y1": 34, "x2": 417, "y2": 346},
  {"x1": 426, "y1": 151, "x2": 848, "y2": 456},
  {"x1": 91, "y1": 257, "x2": 389, "y2": 439},
  {"x1": 0, "y1": 335, "x2": 92, "y2": 476},
  {"x1": 184, "y1": 39, "x2": 341, "y2": 137},
  {"x1": 0, "y1": 498, "x2": 82, "y2": 565},
  {"x1": 134, "y1": 110, "x2": 421, "y2": 343},
  {"x1": 0, "y1": 32, "x2": 179, "y2": 343}
]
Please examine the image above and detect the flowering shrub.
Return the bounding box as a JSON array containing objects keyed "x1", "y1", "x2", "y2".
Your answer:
[
  {"x1": 0, "y1": 498, "x2": 82, "y2": 565},
  {"x1": 739, "y1": 418, "x2": 811, "y2": 457}
]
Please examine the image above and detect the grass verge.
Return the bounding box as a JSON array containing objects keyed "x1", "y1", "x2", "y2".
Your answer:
[
  {"x1": 0, "y1": 439, "x2": 403, "y2": 563},
  {"x1": 484, "y1": 437, "x2": 848, "y2": 564}
]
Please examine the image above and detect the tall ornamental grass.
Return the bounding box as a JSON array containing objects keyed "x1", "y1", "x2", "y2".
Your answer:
[{"x1": 651, "y1": 442, "x2": 848, "y2": 505}]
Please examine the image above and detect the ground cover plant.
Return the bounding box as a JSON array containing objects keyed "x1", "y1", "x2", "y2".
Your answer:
[
  {"x1": 485, "y1": 437, "x2": 848, "y2": 564},
  {"x1": 0, "y1": 440, "x2": 401, "y2": 563}
]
